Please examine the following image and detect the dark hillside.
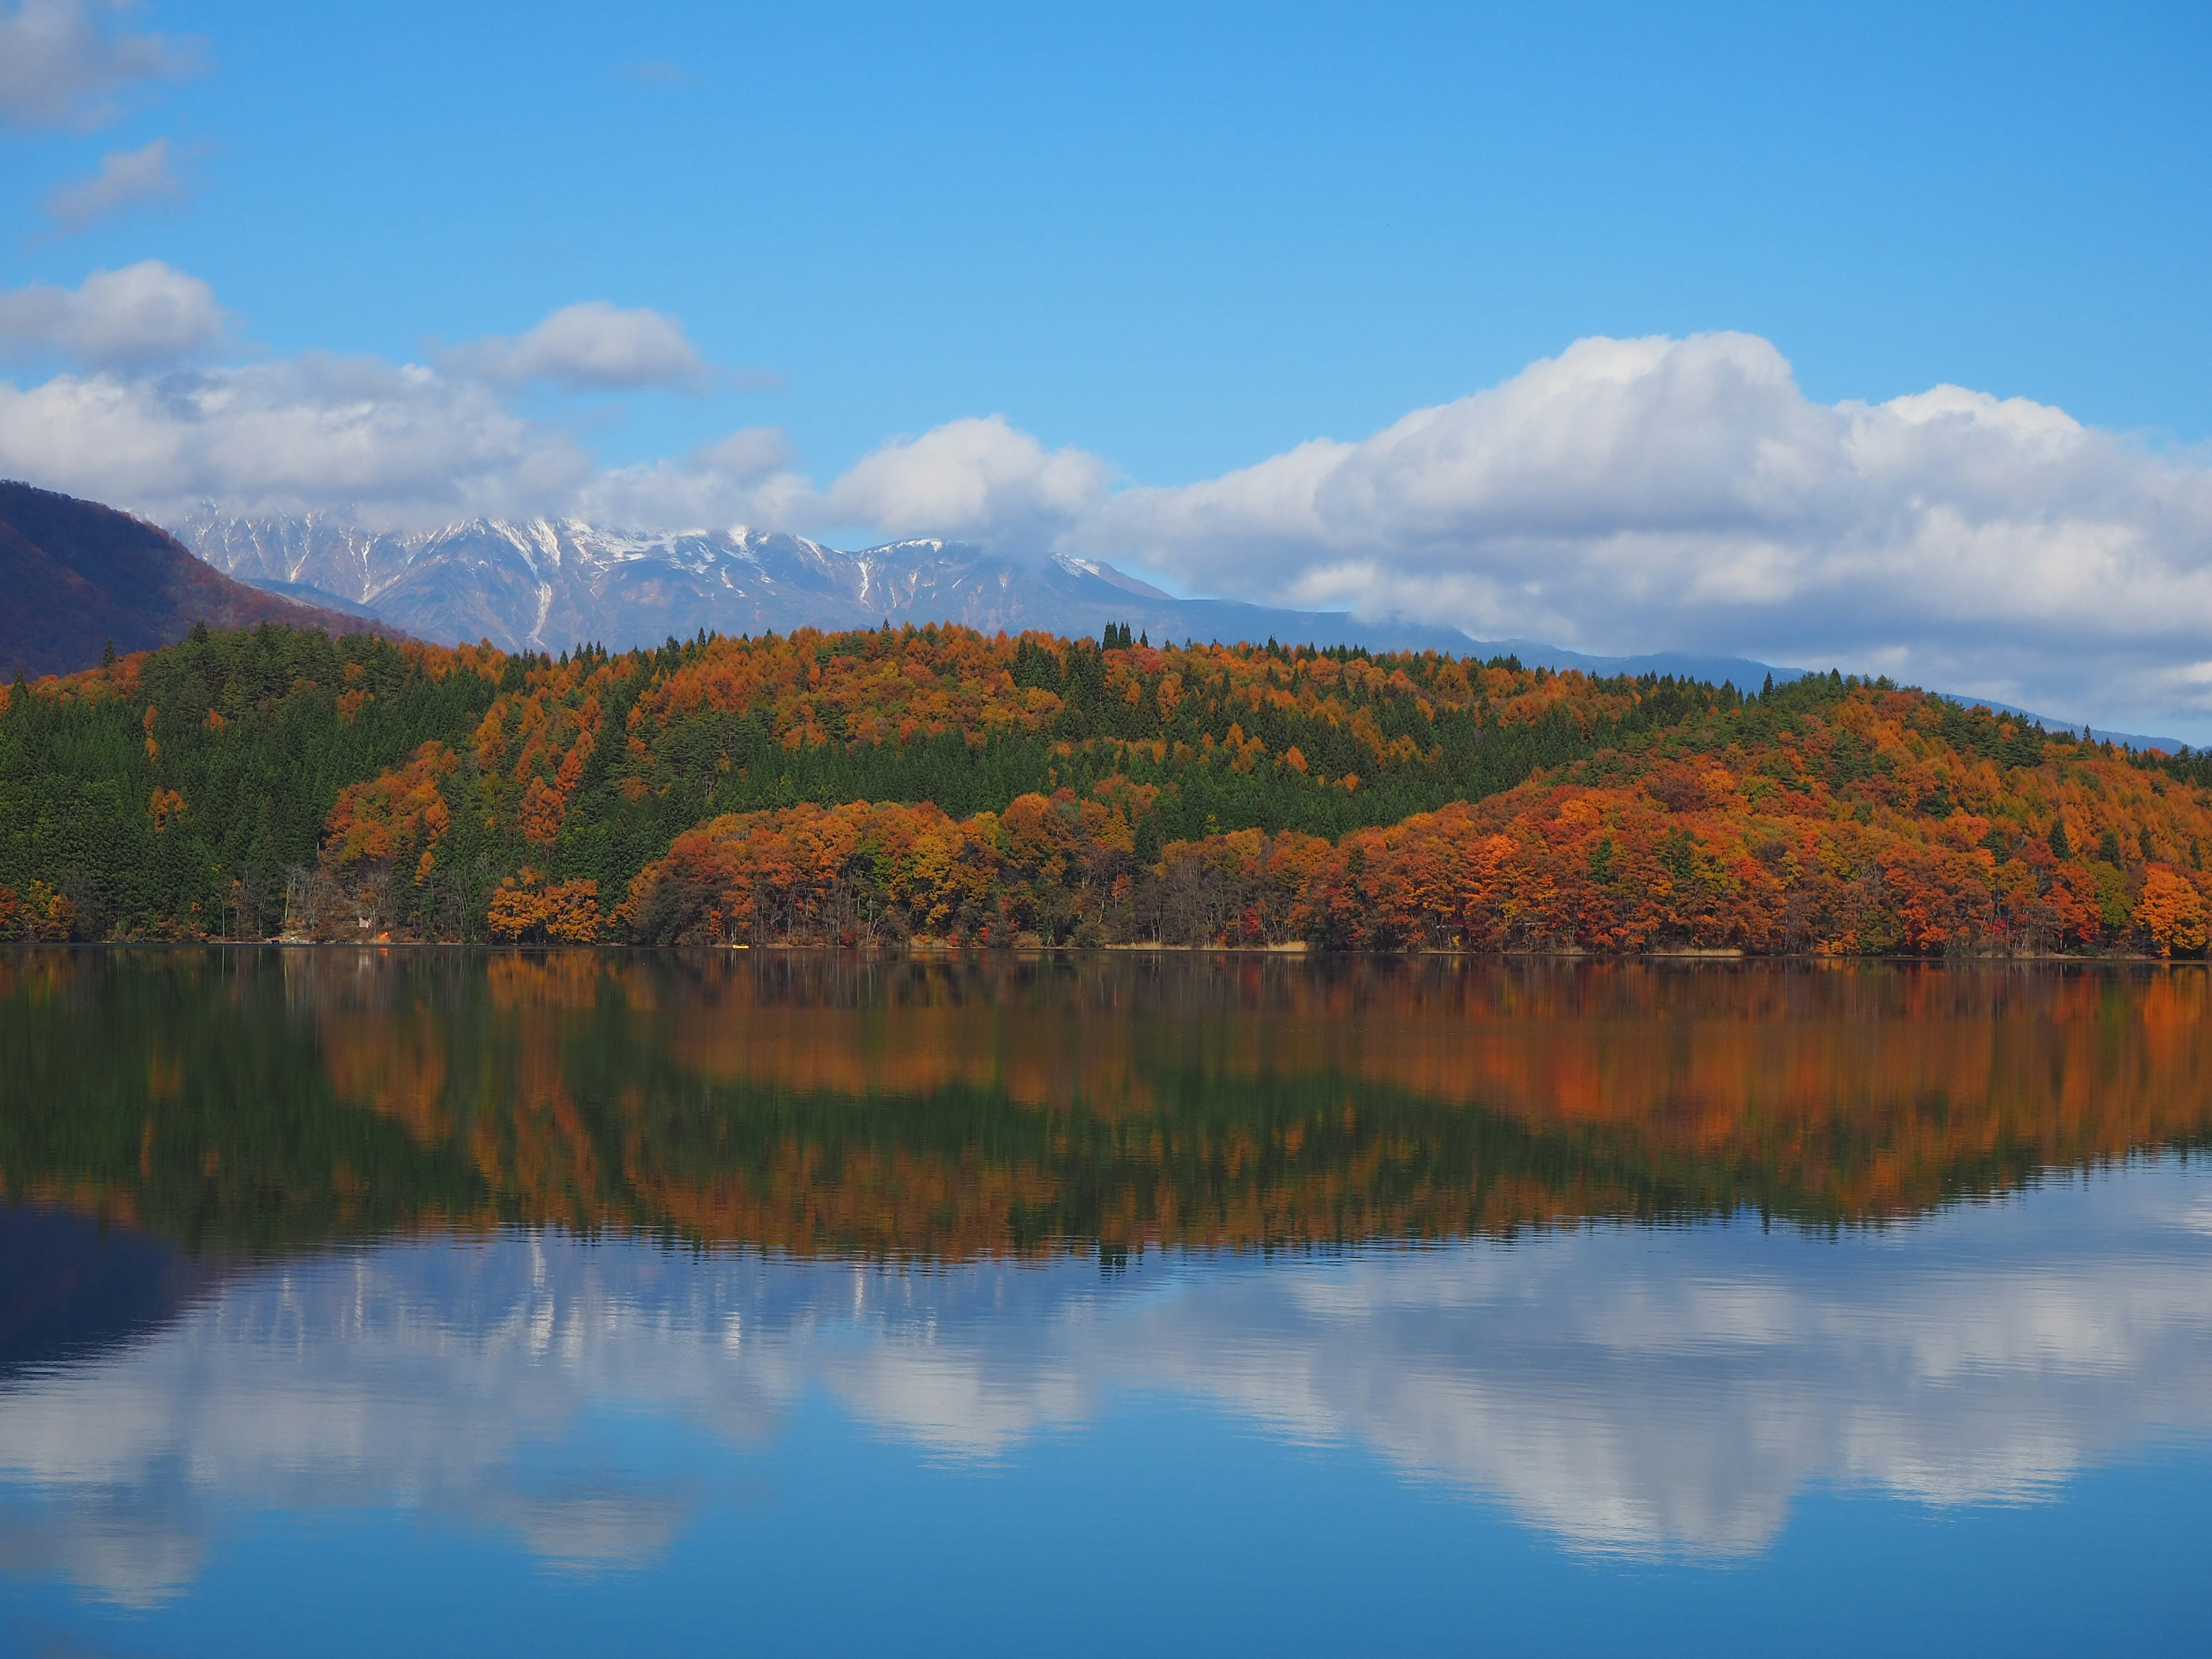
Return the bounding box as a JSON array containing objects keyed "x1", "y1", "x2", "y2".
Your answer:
[{"x1": 0, "y1": 482, "x2": 404, "y2": 680}]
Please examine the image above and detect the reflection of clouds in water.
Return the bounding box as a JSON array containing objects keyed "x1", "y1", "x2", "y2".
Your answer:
[
  {"x1": 0, "y1": 1495, "x2": 206, "y2": 1611},
  {"x1": 2, "y1": 1168, "x2": 2210, "y2": 1602},
  {"x1": 1137, "y1": 1248, "x2": 2211, "y2": 1552}
]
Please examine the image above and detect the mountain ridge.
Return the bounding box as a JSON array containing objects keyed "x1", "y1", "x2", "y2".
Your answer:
[{"x1": 175, "y1": 509, "x2": 1793, "y2": 678}]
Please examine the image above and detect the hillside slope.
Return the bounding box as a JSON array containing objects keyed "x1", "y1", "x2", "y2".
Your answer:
[{"x1": 0, "y1": 483, "x2": 400, "y2": 681}]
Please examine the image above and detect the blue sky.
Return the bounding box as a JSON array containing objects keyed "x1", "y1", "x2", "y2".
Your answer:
[
  {"x1": 10, "y1": 0, "x2": 2208, "y2": 475},
  {"x1": 2, "y1": 1, "x2": 2210, "y2": 729}
]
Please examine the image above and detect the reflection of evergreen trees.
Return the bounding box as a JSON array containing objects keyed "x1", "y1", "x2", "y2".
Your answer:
[
  {"x1": 1, "y1": 951, "x2": 2199, "y2": 1255},
  {"x1": 0, "y1": 950, "x2": 487, "y2": 1245}
]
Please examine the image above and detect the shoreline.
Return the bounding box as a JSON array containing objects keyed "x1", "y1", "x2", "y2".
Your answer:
[{"x1": 1, "y1": 940, "x2": 2194, "y2": 965}]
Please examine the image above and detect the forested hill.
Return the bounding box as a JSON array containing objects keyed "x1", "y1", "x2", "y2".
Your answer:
[{"x1": 1, "y1": 619, "x2": 2206, "y2": 955}]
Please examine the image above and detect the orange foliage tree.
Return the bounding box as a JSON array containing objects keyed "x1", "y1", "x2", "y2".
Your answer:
[{"x1": 486, "y1": 868, "x2": 605, "y2": 944}]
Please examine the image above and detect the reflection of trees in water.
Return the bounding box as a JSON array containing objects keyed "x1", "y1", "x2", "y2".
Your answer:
[{"x1": 1, "y1": 949, "x2": 2208, "y2": 1254}]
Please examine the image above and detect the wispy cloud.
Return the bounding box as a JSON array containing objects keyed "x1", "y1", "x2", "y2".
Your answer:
[
  {"x1": 41, "y1": 135, "x2": 188, "y2": 232},
  {"x1": 617, "y1": 60, "x2": 694, "y2": 88},
  {"x1": 0, "y1": 0, "x2": 200, "y2": 130}
]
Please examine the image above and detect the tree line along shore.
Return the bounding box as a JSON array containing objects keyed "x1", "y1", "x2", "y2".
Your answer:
[{"x1": 1, "y1": 619, "x2": 2207, "y2": 956}]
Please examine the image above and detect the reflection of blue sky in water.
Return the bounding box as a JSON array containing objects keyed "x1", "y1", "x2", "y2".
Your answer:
[{"x1": 3, "y1": 1164, "x2": 2211, "y2": 1609}]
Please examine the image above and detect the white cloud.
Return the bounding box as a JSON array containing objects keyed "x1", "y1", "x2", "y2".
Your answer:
[
  {"x1": 577, "y1": 426, "x2": 810, "y2": 529},
  {"x1": 0, "y1": 0, "x2": 198, "y2": 129},
  {"x1": 0, "y1": 271, "x2": 755, "y2": 530},
  {"x1": 0, "y1": 353, "x2": 589, "y2": 525},
  {"x1": 0, "y1": 259, "x2": 223, "y2": 369},
  {"x1": 42, "y1": 134, "x2": 187, "y2": 230},
  {"x1": 11, "y1": 283, "x2": 2212, "y2": 732},
  {"x1": 821, "y1": 414, "x2": 1108, "y2": 551},
  {"x1": 688, "y1": 426, "x2": 794, "y2": 479},
  {"x1": 1059, "y1": 333, "x2": 2212, "y2": 731},
  {"x1": 445, "y1": 300, "x2": 709, "y2": 392}
]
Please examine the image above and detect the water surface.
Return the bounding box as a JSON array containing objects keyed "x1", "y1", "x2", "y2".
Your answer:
[{"x1": 2, "y1": 952, "x2": 2207, "y2": 1655}]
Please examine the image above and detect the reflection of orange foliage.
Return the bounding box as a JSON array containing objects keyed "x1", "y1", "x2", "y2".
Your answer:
[
  {"x1": 666, "y1": 991, "x2": 1149, "y2": 1114},
  {"x1": 12, "y1": 949, "x2": 2210, "y2": 1257},
  {"x1": 322, "y1": 1012, "x2": 451, "y2": 1142},
  {"x1": 17, "y1": 1179, "x2": 142, "y2": 1231},
  {"x1": 476, "y1": 1043, "x2": 600, "y2": 1217},
  {"x1": 486, "y1": 952, "x2": 614, "y2": 1010},
  {"x1": 280, "y1": 955, "x2": 2212, "y2": 1254}
]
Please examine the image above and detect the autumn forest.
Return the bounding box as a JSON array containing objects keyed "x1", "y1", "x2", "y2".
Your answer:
[{"x1": 2, "y1": 619, "x2": 2208, "y2": 956}]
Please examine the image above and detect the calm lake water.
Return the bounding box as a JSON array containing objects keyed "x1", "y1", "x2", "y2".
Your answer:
[{"x1": 2, "y1": 950, "x2": 2209, "y2": 1656}]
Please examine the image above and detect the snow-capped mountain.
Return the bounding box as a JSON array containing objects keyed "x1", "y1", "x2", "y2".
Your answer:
[
  {"x1": 169, "y1": 512, "x2": 1491, "y2": 657},
  {"x1": 160, "y1": 511, "x2": 2184, "y2": 748}
]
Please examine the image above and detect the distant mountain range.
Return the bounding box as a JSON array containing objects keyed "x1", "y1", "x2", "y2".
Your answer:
[
  {"x1": 0, "y1": 484, "x2": 402, "y2": 683},
  {"x1": 172, "y1": 512, "x2": 1797, "y2": 685},
  {"x1": 0, "y1": 491, "x2": 2172, "y2": 751},
  {"x1": 173, "y1": 511, "x2": 2187, "y2": 751}
]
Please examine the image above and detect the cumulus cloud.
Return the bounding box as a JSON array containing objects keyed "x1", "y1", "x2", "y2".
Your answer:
[
  {"x1": 0, "y1": 0, "x2": 199, "y2": 129},
  {"x1": 577, "y1": 426, "x2": 811, "y2": 529},
  {"x1": 821, "y1": 414, "x2": 1109, "y2": 551},
  {"x1": 0, "y1": 353, "x2": 589, "y2": 525},
  {"x1": 42, "y1": 134, "x2": 187, "y2": 231},
  {"x1": 12, "y1": 283, "x2": 2212, "y2": 730},
  {"x1": 0, "y1": 272, "x2": 736, "y2": 529},
  {"x1": 445, "y1": 301, "x2": 710, "y2": 392},
  {"x1": 0, "y1": 259, "x2": 223, "y2": 369},
  {"x1": 1059, "y1": 333, "x2": 2212, "y2": 730}
]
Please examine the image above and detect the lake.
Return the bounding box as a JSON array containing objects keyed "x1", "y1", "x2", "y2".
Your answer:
[{"x1": 2, "y1": 950, "x2": 2208, "y2": 1656}]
